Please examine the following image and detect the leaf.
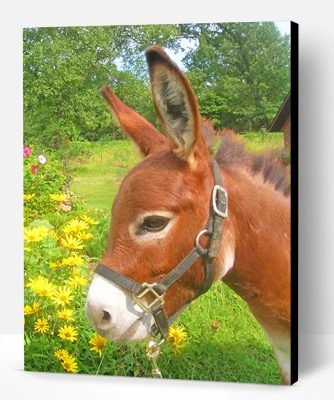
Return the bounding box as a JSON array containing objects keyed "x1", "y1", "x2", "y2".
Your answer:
[{"x1": 29, "y1": 219, "x2": 54, "y2": 230}]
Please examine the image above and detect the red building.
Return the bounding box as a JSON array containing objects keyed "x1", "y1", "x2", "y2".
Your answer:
[{"x1": 269, "y1": 92, "x2": 291, "y2": 149}]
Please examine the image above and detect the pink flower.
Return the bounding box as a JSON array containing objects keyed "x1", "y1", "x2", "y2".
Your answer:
[
  {"x1": 31, "y1": 165, "x2": 38, "y2": 174},
  {"x1": 38, "y1": 154, "x2": 47, "y2": 165},
  {"x1": 23, "y1": 147, "x2": 32, "y2": 157}
]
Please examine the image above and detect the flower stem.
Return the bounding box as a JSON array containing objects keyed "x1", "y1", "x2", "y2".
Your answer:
[{"x1": 95, "y1": 350, "x2": 107, "y2": 375}]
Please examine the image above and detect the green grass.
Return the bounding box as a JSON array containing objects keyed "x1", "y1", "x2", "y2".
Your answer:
[
  {"x1": 59, "y1": 135, "x2": 282, "y2": 383},
  {"x1": 70, "y1": 140, "x2": 140, "y2": 210},
  {"x1": 158, "y1": 284, "x2": 280, "y2": 383},
  {"x1": 242, "y1": 131, "x2": 284, "y2": 153}
]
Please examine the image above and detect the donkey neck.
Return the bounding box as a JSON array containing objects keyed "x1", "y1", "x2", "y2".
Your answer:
[{"x1": 217, "y1": 166, "x2": 291, "y2": 330}]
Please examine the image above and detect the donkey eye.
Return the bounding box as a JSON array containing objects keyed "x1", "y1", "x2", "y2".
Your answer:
[{"x1": 137, "y1": 216, "x2": 169, "y2": 235}]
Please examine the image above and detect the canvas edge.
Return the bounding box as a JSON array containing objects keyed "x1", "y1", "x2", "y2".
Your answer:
[{"x1": 290, "y1": 20, "x2": 299, "y2": 385}]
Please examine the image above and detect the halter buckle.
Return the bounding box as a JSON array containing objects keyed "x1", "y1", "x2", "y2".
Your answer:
[
  {"x1": 212, "y1": 184, "x2": 228, "y2": 218},
  {"x1": 133, "y1": 283, "x2": 165, "y2": 314}
]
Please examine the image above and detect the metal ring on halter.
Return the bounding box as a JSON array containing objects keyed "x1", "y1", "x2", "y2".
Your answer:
[{"x1": 195, "y1": 229, "x2": 211, "y2": 255}]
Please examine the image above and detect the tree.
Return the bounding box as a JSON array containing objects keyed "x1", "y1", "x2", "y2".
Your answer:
[
  {"x1": 24, "y1": 23, "x2": 290, "y2": 147},
  {"x1": 23, "y1": 25, "x2": 181, "y2": 147},
  {"x1": 180, "y1": 22, "x2": 290, "y2": 131}
]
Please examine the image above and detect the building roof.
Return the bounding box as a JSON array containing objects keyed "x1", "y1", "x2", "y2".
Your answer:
[{"x1": 269, "y1": 91, "x2": 291, "y2": 132}]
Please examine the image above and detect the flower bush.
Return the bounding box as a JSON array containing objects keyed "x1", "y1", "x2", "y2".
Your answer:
[
  {"x1": 24, "y1": 145, "x2": 112, "y2": 374},
  {"x1": 24, "y1": 211, "x2": 108, "y2": 373},
  {"x1": 23, "y1": 146, "x2": 83, "y2": 222},
  {"x1": 24, "y1": 145, "x2": 189, "y2": 376}
]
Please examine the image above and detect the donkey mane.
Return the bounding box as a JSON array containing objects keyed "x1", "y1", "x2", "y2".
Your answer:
[{"x1": 214, "y1": 133, "x2": 291, "y2": 197}]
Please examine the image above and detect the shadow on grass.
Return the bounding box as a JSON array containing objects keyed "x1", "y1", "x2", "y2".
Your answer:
[{"x1": 158, "y1": 339, "x2": 281, "y2": 385}]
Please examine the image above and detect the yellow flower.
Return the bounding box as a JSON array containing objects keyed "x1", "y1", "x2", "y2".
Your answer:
[
  {"x1": 24, "y1": 246, "x2": 32, "y2": 252},
  {"x1": 58, "y1": 325, "x2": 78, "y2": 342},
  {"x1": 49, "y1": 194, "x2": 68, "y2": 202},
  {"x1": 49, "y1": 260, "x2": 63, "y2": 268},
  {"x1": 34, "y1": 317, "x2": 49, "y2": 333},
  {"x1": 89, "y1": 333, "x2": 107, "y2": 357},
  {"x1": 72, "y1": 267, "x2": 82, "y2": 276},
  {"x1": 61, "y1": 355, "x2": 78, "y2": 373},
  {"x1": 62, "y1": 219, "x2": 89, "y2": 235},
  {"x1": 24, "y1": 302, "x2": 40, "y2": 316},
  {"x1": 167, "y1": 326, "x2": 188, "y2": 350},
  {"x1": 24, "y1": 194, "x2": 35, "y2": 201},
  {"x1": 54, "y1": 349, "x2": 69, "y2": 361},
  {"x1": 68, "y1": 275, "x2": 88, "y2": 287},
  {"x1": 24, "y1": 305, "x2": 32, "y2": 315},
  {"x1": 81, "y1": 215, "x2": 99, "y2": 225},
  {"x1": 32, "y1": 302, "x2": 41, "y2": 313},
  {"x1": 60, "y1": 235, "x2": 84, "y2": 250},
  {"x1": 48, "y1": 230, "x2": 59, "y2": 240},
  {"x1": 57, "y1": 308, "x2": 75, "y2": 321},
  {"x1": 24, "y1": 226, "x2": 48, "y2": 242},
  {"x1": 76, "y1": 231, "x2": 93, "y2": 241},
  {"x1": 61, "y1": 254, "x2": 84, "y2": 267},
  {"x1": 27, "y1": 276, "x2": 55, "y2": 297},
  {"x1": 52, "y1": 287, "x2": 74, "y2": 307}
]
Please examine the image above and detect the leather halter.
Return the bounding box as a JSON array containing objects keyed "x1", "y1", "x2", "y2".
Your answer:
[{"x1": 94, "y1": 159, "x2": 228, "y2": 340}]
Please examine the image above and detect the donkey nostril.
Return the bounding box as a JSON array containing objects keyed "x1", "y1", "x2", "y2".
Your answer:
[{"x1": 102, "y1": 310, "x2": 111, "y2": 322}]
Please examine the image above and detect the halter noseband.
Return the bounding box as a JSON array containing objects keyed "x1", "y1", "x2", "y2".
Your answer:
[{"x1": 94, "y1": 159, "x2": 228, "y2": 341}]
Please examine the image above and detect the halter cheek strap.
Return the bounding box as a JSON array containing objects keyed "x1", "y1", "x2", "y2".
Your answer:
[{"x1": 94, "y1": 158, "x2": 228, "y2": 340}]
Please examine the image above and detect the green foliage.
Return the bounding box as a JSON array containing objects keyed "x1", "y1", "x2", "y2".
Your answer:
[
  {"x1": 24, "y1": 23, "x2": 290, "y2": 148},
  {"x1": 61, "y1": 141, "x2": 93, "y2": 164},
  {"x1": 24, "y1": 148, "x2": 66, "y2": 221},
  {"x1": 23, "y1": 145, "x2": 89, "y2": 224},
  {"x1": 23, "y1": 25, "x2": 181, "y2": 147},
  {"x1": 24, "y1": 27, "x2": 114, "y2": 145},
  {"x1": 181, "y1": 22, "x2": 290, "y2": 131}
]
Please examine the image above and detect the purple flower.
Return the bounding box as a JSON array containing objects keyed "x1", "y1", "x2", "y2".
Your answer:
[{"x1": 23, "y1": 147, "x2": 32, "y2": 157}]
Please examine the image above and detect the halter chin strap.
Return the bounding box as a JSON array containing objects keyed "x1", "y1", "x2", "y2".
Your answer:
[{"x1": 94, "y1": 158, "x2": 228, "y2": 340}]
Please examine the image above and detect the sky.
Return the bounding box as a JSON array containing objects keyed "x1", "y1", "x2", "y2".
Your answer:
[{"x1": 275, "y1": 21, "x2": 291, "y2": 36}]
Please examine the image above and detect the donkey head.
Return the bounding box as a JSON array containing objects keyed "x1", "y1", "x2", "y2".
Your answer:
[{"x1": 86, "y1": 46, "x2": 216, "y2": 341}]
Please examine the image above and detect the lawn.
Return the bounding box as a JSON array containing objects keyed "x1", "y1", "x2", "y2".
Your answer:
[
  {"x1": 70, "y1": 140, "x2": 140, "y2": 210},
  {"x1": 63, "y1": 134, "x2": 283, "y2": 383},
  {"x1": 241, "y1": 131, "x2": 284, "y2": 153}
]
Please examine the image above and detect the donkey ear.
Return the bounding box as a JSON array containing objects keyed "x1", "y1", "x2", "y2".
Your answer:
[
  {"x1": 146, "y1": 46, "x2": 206, "y2": 161},
  {"x1": 100, "y1": 85, "x2": 169, "y2": 157}
]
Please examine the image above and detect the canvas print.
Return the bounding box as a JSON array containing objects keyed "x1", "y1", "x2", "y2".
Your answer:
[{"x1": 23, "y1": 21, "x2": 297, "y2": 384}]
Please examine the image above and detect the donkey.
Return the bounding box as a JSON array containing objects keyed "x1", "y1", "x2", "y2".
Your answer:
[{"x1": 86, "y1": 46, "x2": 291, "y2": 384}]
